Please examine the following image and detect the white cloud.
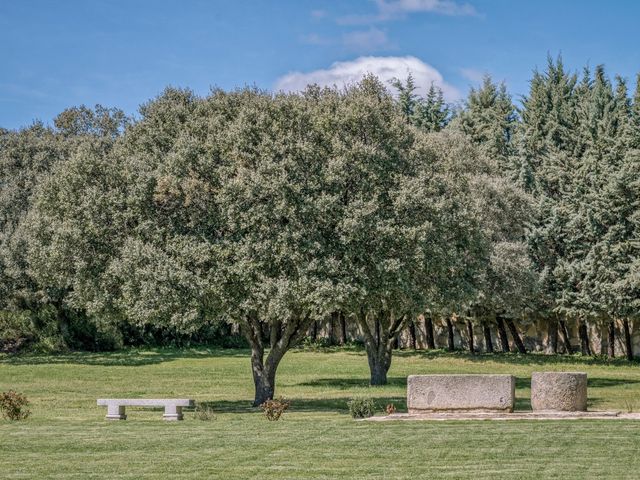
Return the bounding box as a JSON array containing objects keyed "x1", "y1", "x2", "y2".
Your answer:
[
  {"x1": 311, "y1": 9, "x2": 327, "y2": 19},
  {"x1": 460, "y1": 67, "x2": 486, "y2": 83},
  {"x1": 274, "y1": 56, "x2": 460, "y2": 101},
  {"x1": 342, "y1": 28, "x2": 393, "y2": 52},
  {"x1": 300, "y1": 33, "x2": 333, "y2": 46},
  {"x1": 379, "y1": 0, "x2": 477, "y2": 16},
  {"x1": 338, "y1": 0, "x2": 477, "y2": 24}
]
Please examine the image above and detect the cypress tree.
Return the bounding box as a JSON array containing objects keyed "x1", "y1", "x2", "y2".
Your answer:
[
  {"x1": 520, "y1": 55, "x2": 585, "y2": 354},
  {"x1": 454, "y1": 75, "x2": 518, "y2": 173},
  {"x1": 391, "y1": 75, "x2": 449, "y2": 131}
]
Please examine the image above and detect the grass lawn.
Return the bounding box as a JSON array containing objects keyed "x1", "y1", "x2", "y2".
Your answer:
[{"x1": 1, "y1": 347, "x2": 640, "y2": 479}]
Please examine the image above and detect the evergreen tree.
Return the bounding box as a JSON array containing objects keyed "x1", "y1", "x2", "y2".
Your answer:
[
  {"x1": 452, "y1": 75, "x2": 535, "y2": 352},
  {"x1": 413, "y1": 83, "x2": 450, "y2": 132},
  {"x1": 563, "y1": 69, "x2": 638, "y2": 358},
  {"x1": 630, "y1": 74, "x2": 640, "y2": 149},
  {"x1": 454, "y1": 75, "x2": 518, "y2": 173},
  {"x1": 390, "y1": 73, "x2": 419, "y2": 123},
  {"x1": 391, "y1": 75, "x2": 450, "y2": 131},
  {"x1": 519, "y1": 56, "x2": 583, "y2": 353}
]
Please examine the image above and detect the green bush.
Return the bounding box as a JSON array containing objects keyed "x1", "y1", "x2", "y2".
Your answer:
[
  {"x1": 0, "y1": 311, "x2": 35, "y2": 353},
  {"x1": 0, "y1": 390, "x2": 31, "y2": 421},
  {"x1": 300, "y1": 336, "x2": 332, "y2": 351},
  {"x1": 347, "y1": 397, "x2": 376, "y2": 419},
  {"x1": 1, "y1": 308, "x2": 249, "y2": 353}
]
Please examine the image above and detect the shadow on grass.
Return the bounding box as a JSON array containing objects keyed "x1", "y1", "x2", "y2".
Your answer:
[
  {"x1": 0, "y1": 347, "x2": 250, "y2": 367},
  {"x1": 394, "y1": 348, "x2": 640, "y2": 367},
  {"x1": 299, "y1": 376, "x2": 407, "y2": 389},
  {"x1": 588, "y1": 377, "x2": 640, "y2": 388},
  {"x1": 194, "y1": 396, "x2": 407, "y2": 414},
  {"x1": 300, "y1": 375, "x2": 534, "y2": 390}
]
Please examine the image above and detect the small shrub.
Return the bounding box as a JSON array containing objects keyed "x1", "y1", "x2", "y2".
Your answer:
[
  {"x1": 0, "y1": 390, "x2": 31, "y2": 421},
  {"x1": 300, "y1": 336, "x2": 332, "y2": 351},
  {"x1": 0, "y1": 311, "x2": 35, "y2": 353},
  {"x1": 219, "y1": 334, "x2": 249, "y2": 349},
  {"x1": 261, "y1": 397, "x2": 290, "y2": 421},
  {"x1": 385, "y1": 403, "x2": 397, "y2": 415},
  {"x1": 347, "y1": 397, "x2": 376, "y2": 419},
  {"x1": 194, "y1": 402, "x2": 215, "y2": 421}
]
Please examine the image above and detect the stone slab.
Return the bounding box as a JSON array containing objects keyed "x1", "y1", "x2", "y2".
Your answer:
[
  {"x1": 407, "y1": 374, "x2": 515, "y2": 413},
  {"x1": 531, "y1": 372, "x2": 587, "y2": 411},
  {"x1": 362, "y1": 411, "x2": 628, "y2": 421},
  {"x1": 97, "y1": 399, "x2": 194, "y2": 407}
]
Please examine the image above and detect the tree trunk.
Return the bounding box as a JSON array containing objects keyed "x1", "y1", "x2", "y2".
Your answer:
[
  {"x1": 328, "y1": 312, "x2": 337, "y2": 346},
  {"x1": 358, "y1": 311, "x2": 405, "y2": 386},
  {"x1": 547, "y1": 318, "x2": 558, "y2": 354},
  {"x1": 409, "y1": 321, "x2": 417, "y2": 350},
  {"x1": 367, "y1": 347, "x2": 391, "y2": 385},
  {"x1": 506, "y1": 318, "x2": 526, "y2": 354},
  {"x1": 607, "y1": 320, "x2": 615, "y2": 359},
  {"x1": 466, "y1": 320, "x2": 475, "y2": 354},
  {"x1": 623, "y1": 319, "x2": 633, "y2": 361},
  {"x1": 578, "y1": 320, "x2": 591, "y2": 356},
  {"x1": 250, "y1": 344, "x2": 277, "y2": 407},
  {"x1": 243, "y1": 314, "x2": 312, "y2": 406},
  {"x1": 483, "y1": 323, "x2": 494, "y2": 353},
  {"x1": 339, "y1": 312, "x2": 347, "y2": 345},
  {"x1": 311, "y1": 321, "x2": 318, "y2": 342},
  {"x1": 56, "y1": 307, "x2": 71, "y2": 344},
  {"x1": 446, "y1": 317, "x2": 455, "y2": 351},
  {"x1": 495, "y1": 314, "x2": 510, "y2": 353},
  {"x1": 425, "y1": 316, "x2": 435, "y2": 349},
  {"x1": 559, "y1": 320, "x2": 574, "y2": 355}
]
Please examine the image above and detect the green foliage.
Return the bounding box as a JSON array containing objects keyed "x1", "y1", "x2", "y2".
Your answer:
[
  {"x1": 347, "y1": 397, "x2": 376, "y2": 419},
  {"x1": 391, "y1": 74, "x2": 450, "y2": 130},
  {"x1": 0, "y1": 390, "x2": 30, "y2": 421},
  {"x1": 453, "y1": 75, "x2": 517, "y2": 172},
  {"x1": 2, "y1": 58, "x2": 639, "y2": 404},
  {"x1": 53, "y1": 104, "x2": 130, "y2": 138},
  {"x1": 519, "y1": 57, "x2": 640, "y2": 338},
  {"x1": 300, "y1": 336, "x2": 334, "y2": 351},
  {"x1": 0, "y1": 311, "x2": 35, "y2": 352}
]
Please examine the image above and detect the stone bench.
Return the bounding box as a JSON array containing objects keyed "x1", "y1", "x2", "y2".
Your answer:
[
  {"x1": 97, "y1": 399, "x2": 195, "y2": 421},
  {"x1": 407, "y1": 374, "x2": 515, "y2": 413},
  {"x1": 531, "y1": 372, "x2": 587, "y2": 411}
]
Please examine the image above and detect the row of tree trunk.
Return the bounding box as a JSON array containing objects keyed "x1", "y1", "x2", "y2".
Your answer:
[
  {"x1": 310, "y1": 312, "x2": 348, "y2": 345},
  {"x1": 309, "y1": 313, "x2": 634, "y2": 360},
  {"x1": 422, "y1": 316, "x2": 633, "y2": 360}
]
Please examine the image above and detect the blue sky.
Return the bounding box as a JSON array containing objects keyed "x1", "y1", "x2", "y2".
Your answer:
[{"x1": 2, "y1": 0, "x2": 640, "y2": 129}]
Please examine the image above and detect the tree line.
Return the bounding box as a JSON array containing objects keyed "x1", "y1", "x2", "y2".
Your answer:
[{"x1": 1, "y1": 56, "x2": 638, "y2": 405}]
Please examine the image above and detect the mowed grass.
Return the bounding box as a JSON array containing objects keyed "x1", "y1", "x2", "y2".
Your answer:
[{"x1": 2, "y1": 347, "x2": 640, "y2": 479}]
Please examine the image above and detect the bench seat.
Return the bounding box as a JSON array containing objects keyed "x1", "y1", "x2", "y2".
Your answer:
[{"x1": 97, "y1": 398, "x2": 195, "y2": 421}]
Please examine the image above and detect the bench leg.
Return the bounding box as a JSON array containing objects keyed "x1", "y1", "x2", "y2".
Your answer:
[
  {"x1": 163, "y1": 405, "x2": 183, "y2": 421},
  {"x1": 106, "y1": 405, "x2": 126, "y2": 420}
]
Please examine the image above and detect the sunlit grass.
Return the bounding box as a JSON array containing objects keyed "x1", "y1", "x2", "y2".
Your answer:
[{"x1": 1, "y1": 347, "x2": 640, "y2": 478}]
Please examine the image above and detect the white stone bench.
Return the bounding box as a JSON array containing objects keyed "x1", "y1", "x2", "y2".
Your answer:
[
  {"x1": 407, "y1": 374, "x2": 515, "y2": 413},
  {"x1": 97, "y1": 399, "x2": 195, "y2": 421}
]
